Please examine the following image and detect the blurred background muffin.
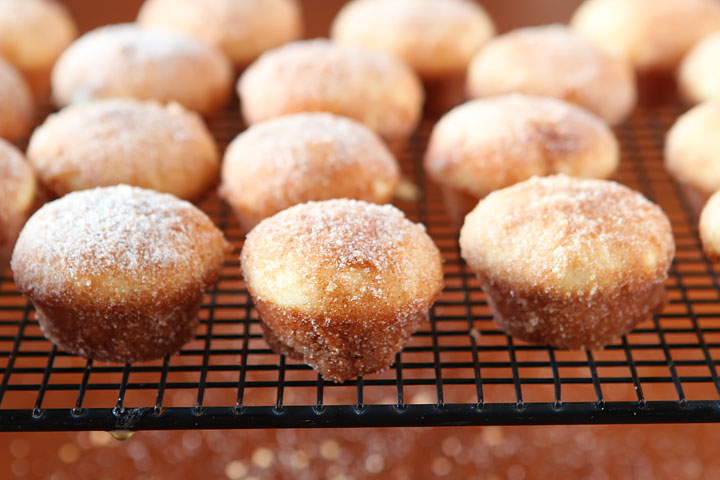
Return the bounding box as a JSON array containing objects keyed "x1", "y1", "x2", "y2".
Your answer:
[
  {"x1": 466, "y1": 24, "x2": 636, "y2": 125},
  {"x1": 51, "y1": 24, "x2": 232, "y2": 116},
  {"x1": 331, "y1": 0, "x2": 495, "y2": 112},
  {"x1": 137, "y1": 0, "x2": 302, "y2": 70},
  {"x1": 0, "y1": 0, "x2": 76, "y2": 99}
]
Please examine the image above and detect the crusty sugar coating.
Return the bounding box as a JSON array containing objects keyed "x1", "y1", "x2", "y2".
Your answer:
[
  {"x1": 425, "y1": 94, "x2": 619, "y2": 198},
  {"x1": 51, "y1": 24, "x2": 232, "y2": 116},
  {"x1": 241, "y1": 199, "x2": 443, "y2": 381},
  {"x1": 11, "y1": 185, "x2": 230, "y2": 362},
  {"x1": 331, "y1": 0, "x2": 494, "y2": 78},
  {"x1": 220, "y1": 112, "x2": 399, "y2": 229},
  {"x1": 0, "y1": 57, "x2": 33, "y2": 142},
  {"x1": 461, "y1": 175, "x2": 673, "y2": 295},
  {"x1": 238, "y1": 39, "x2": 424, "y2": 140},
  {"x1": 460, "y1": 175, "x2": 674, "y2": 349},
  {"x1": 0, "y1": 140, "x2": 37, "y2": 266},
  {"x1": 700, "y1": 190, "x2": 720, "y2": 261},
  {"x1": 679, "y1": 33, "x2": 720, "y2": 105},
  {"x1": 138, "y1": 0, "x2": 302, "y2": 68},
  {"x1": 571, "y1": 0, "x2": 720, "y2": 72},
  {"x1": 665, "y1": 101, "x2": 720, "y2": 200},
  {"x1": 28, "y1": 98, "x2": 219, "y2": 201},
  {"x1": 466, "y1": 25, "x2": 636, "y2": 126}
]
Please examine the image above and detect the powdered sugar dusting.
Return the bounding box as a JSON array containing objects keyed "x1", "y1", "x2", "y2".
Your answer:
[
  {"x1": 245, "y1": 199, "x2": 428, "y2": 287},
  {"x1": 12, "y1": 184, "x2": 228, "y2": 303},
  {"x1": 239, "y1": 39, "x2": 423, "y2": 139},
  {"x1": 425, "y1": 94, "x2": 618, "y2": 197},
  {"x1": 467, "y1": 24, "x2": 636, "y2": 125},
  {"x1": 460, "y1": 175, "x2": 675, "y2": 296},
  {"x1": 27, "y1": 98, "x2": 219, "y2": 199},
  {"x1": 221, "y1": 112, "x2": 399, "y2": 223},
  {"x1": 332, "y1": 0, "x2": 495, "y2": 76}
]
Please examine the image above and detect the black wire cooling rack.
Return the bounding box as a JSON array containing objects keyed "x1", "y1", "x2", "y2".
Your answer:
[{"x1": 1, "y1": 102, "x2": 720, "y2": 432}]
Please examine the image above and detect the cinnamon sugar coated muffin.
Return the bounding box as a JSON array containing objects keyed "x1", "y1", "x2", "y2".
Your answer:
[
  {"x1": 51, "y1": 24, "x2": 232, "y2": 116},
  {"x1": 220, "y1": 113, "x2": 400, "y2": 230},
  {"x1": 11, "y1": 185, "x2": 231, "y2": 363},
  {"x1": 138, "y1": 0, "x2": 302, "y2": 68},
  {"x1": 425, "y1": 94, "x2": 619, "y2": 223},
  {"x1": 0, "y1": 57, "x2": 33, "y2": 142},
  {"x1": 679, "y1": 33, "x2": 720, "y2": 105},
  {"x1": 0, "y1": 0, "x2": 77, "y2": 97},
  {"x1": 665, "y1": 101, "x2": 720, "y2": 212},
  {"x1": 241, "y1": 199, "x2": 443, "y2": 382},
  {"x1": 27, "y1": 98, "x2": 219, "y2": 201},
  {"x1": 0, "y1": 140, "x2": 37, "y2": 266},
  {"x1": 460, "y1": 175, "x2": 674, "y2": 349},
  {"x1": 331, "y1": 0, "x2": 494, "y2": 109},
  {"x1": 466, "y1": 25, "x2": 636, "y2": 125},
  {"x1": 571, "y1": 0, "x2": 720, "y2": 73},
  {"x1": 238, "y1": 39, "x2": 423, "y2": 142},
  {"x1": 700, "y1": 191, "x2": 720, "y2": 261}
]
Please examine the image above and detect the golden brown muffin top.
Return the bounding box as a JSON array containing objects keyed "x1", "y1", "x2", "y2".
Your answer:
[
  {"x1": 238, "y1": 39, "x2": 423, "y2": 140},
  {"x1": 460, "y1": 175, "x2": 674, "y2": 297},
  {"x1": 241, "y1": 199, "x2": 443, "y2": 320},
  {"x1": 12, "y1": 185, "x2": 230, "y2": 308}
]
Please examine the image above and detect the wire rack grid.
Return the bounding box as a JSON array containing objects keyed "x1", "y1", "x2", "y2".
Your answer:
[{"x1": 1, "y1": 102, "x2": 720, "y2": 432}]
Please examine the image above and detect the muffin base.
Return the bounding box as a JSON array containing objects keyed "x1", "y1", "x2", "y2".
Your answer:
[
  {"x1": 254, "y1": 298, "x2": 429, "y2": 382},
  {"x1": 476, "y1": 274, "x2": 668, "y2": 350},
  {"x1": 33, "y1": 294, "x2": 204, "y2": 363}
]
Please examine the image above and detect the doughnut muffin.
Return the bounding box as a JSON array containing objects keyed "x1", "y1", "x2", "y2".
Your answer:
[
  {"x1": 700, "y1": 190, "x2": 720, "y2": 261},
  {"x1": 571, "y1": 0, "x2": 720, "y2": 73},
  {"x1": 425, "y1": 94, "x2": 619, "y2": 225},
  {"x1": 0, "y1": 57, "x2": 34, "y2": 142},
  {"x1": 0, "y1": 0, "x2": 77, "y2": 98},
  {"x1": 220, "y1": 112, "x2": 400, "y2": 230},
  {"x1": 466, "y1": 25, "x2": 636, "y2": 126},
  {"x1": 238, "y1": 39, "x2": 423, "y2": 150},
  {"x1": 241, "y1": 199, "x2": 443, "y2": 382},
  {"x1": 27, "y1": 98, "x2": 219, "y2": 201},
  {"x1": 11, "y1": 185, "x2": 230, "y2": 363},
  {"x1": 138, "y1": 0, "x2": 302, "y2": 69},
  {"x1": 665, "y1": 101, "x2": 720, "y2": 213},
  {"x1": 51, "y1": 24, "x2": 232, "y2": 116},
  {"x1": 678, "y1": 33, "x2": 720, "y2": 105},
  {"x1": 331, "y1": 0, "x2": 494, "y2": 111},
  {"x1": 460, "y1": 175, "x2": 674, "y2": 349},
  {"x1": 0, "y1": 140, "x2": 37, "y2": 267}
]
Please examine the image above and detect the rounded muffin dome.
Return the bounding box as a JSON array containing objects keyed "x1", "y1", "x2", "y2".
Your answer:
[
  {"x1": 238, "y1": 39, "x2": 424, "y2": 140},
  {"x1": 466, "y1": 25, "x2": 636, "y2": 125},
  {"x1": 331, "y1": 0, "x2": 495, "y2": 78},
  {"x1": 221, "y1": 112, "x2": 400, "y2": 229},
  {"x1": 51, "y1": 24, "x2": 232, "y2": 116},
  {"x1": 138, "y1": 0, "x2": 302, "y2": 68},
  {"x1": 28, "y1": 98, "x2": 219, "y2": 201}
]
